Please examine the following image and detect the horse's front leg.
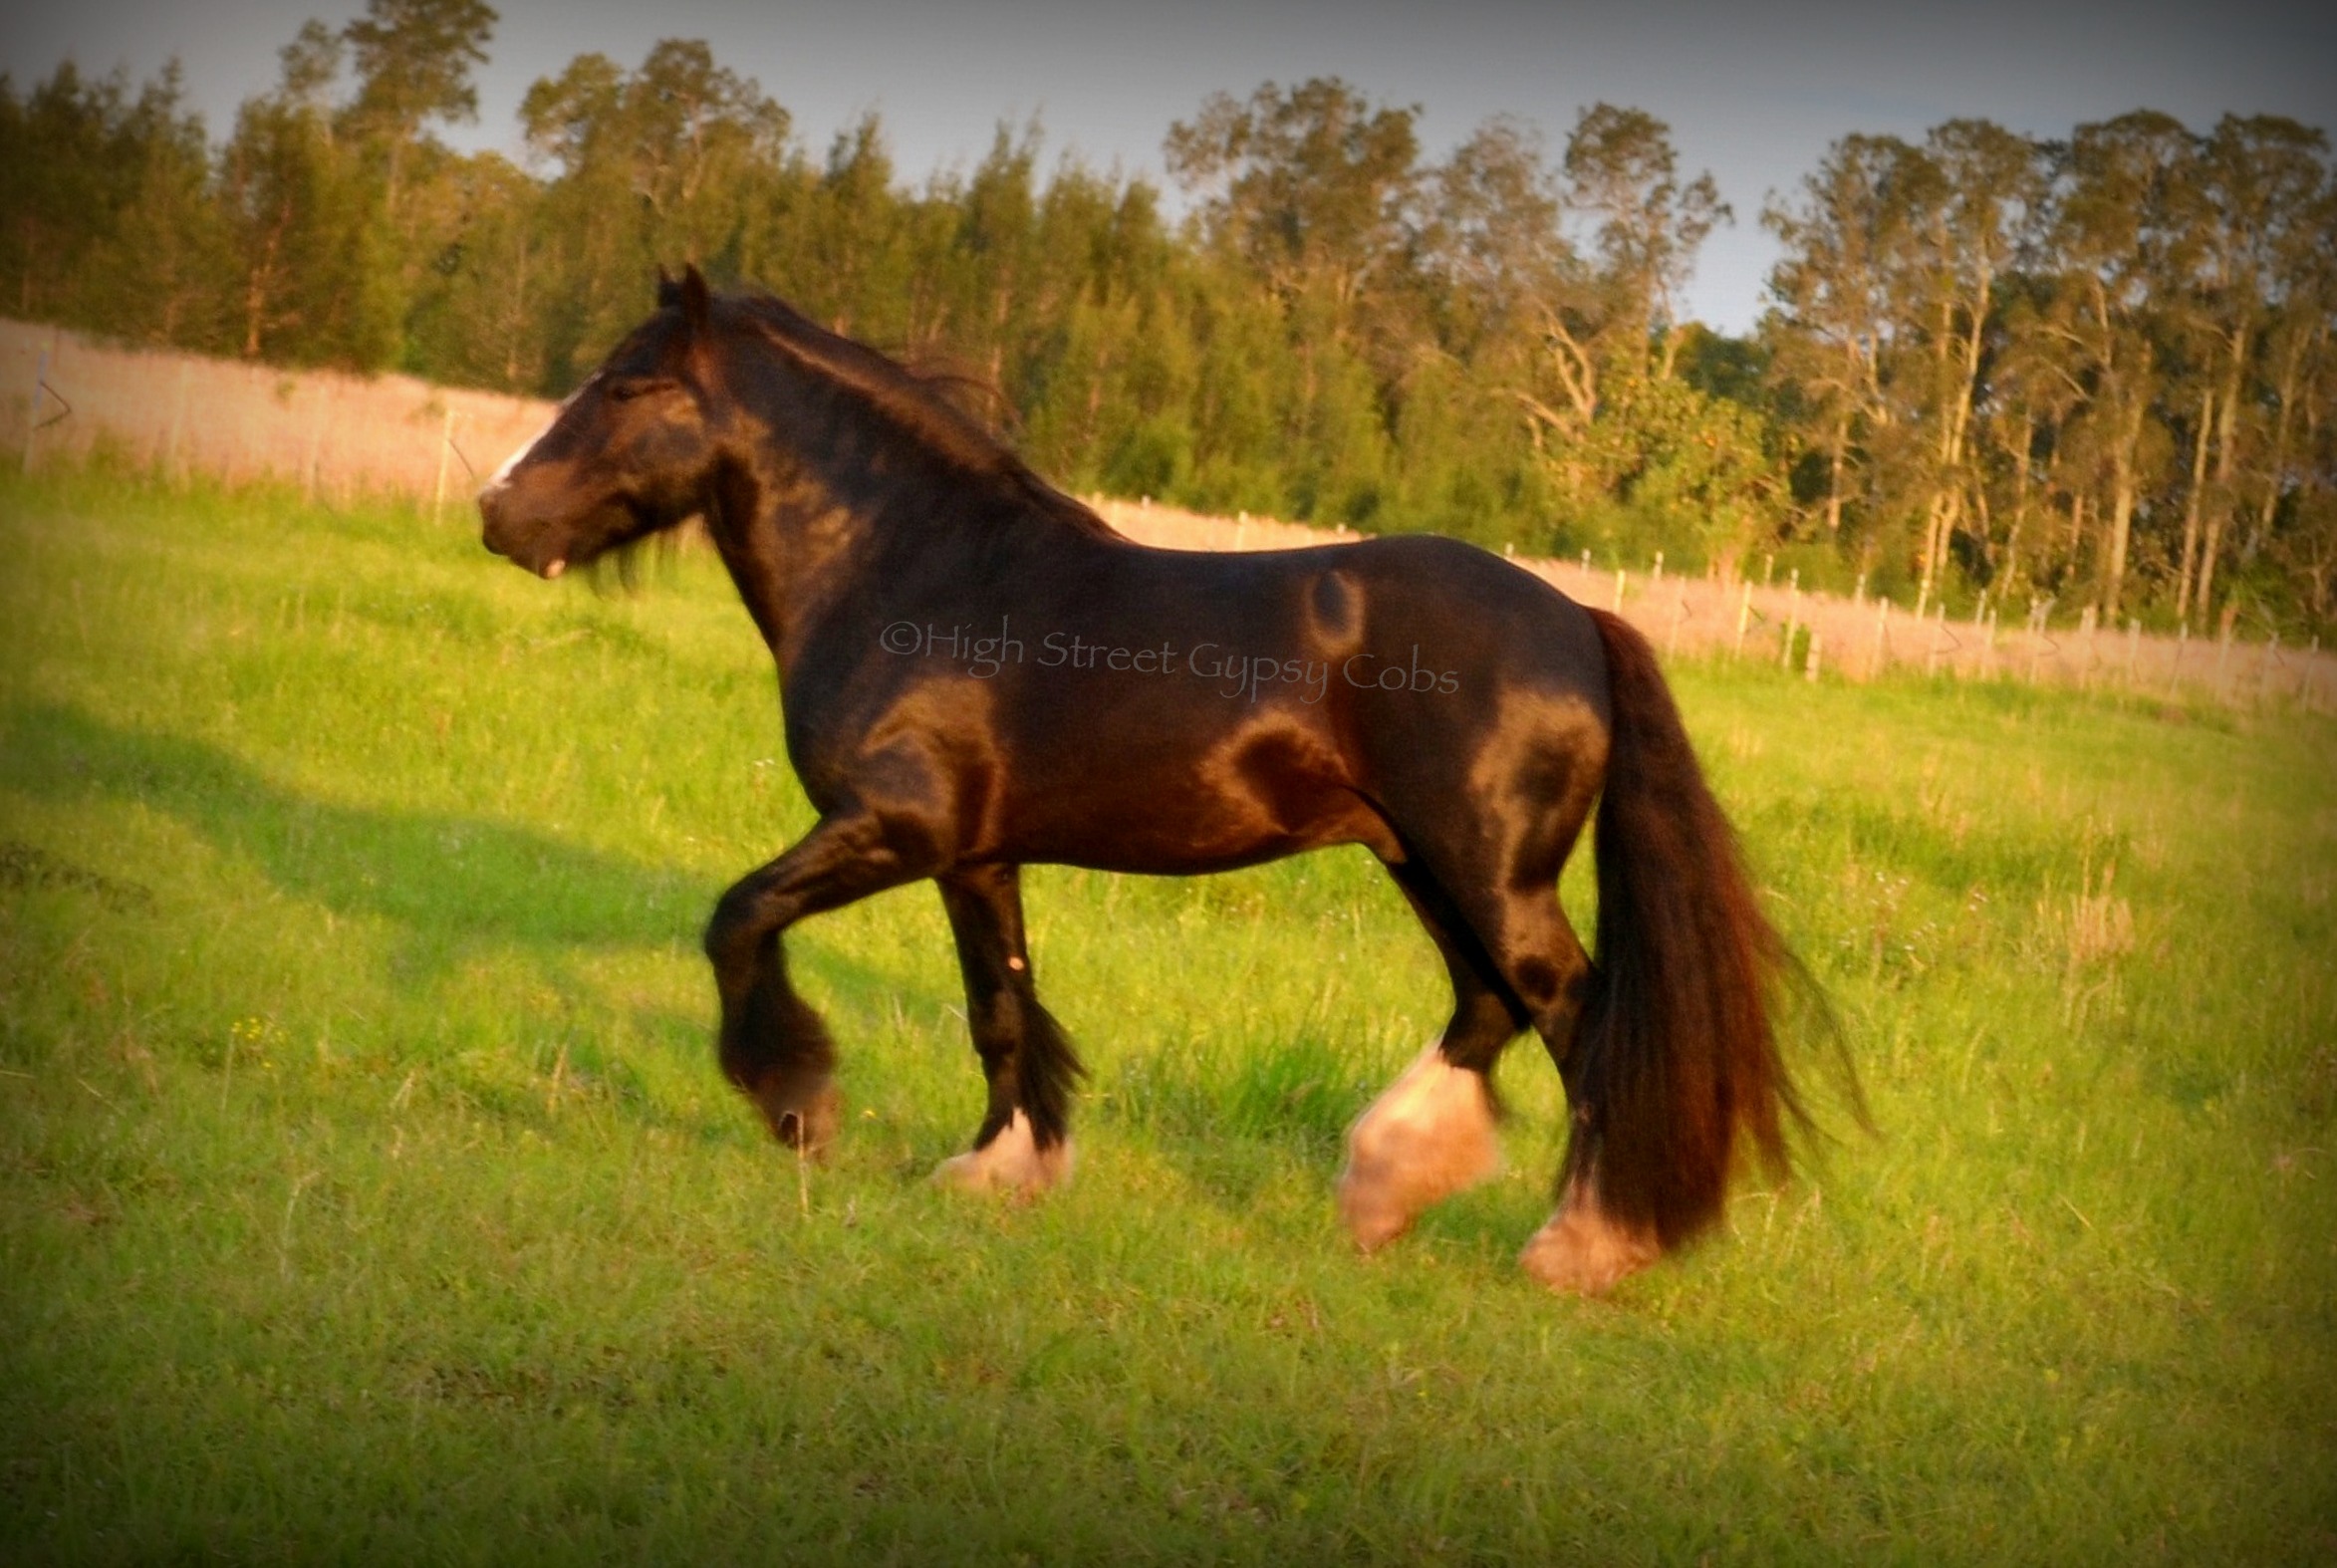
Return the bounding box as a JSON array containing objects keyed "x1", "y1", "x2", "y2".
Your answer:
[
  {"x1": 930, "y1": 863, "x2": 1085, "y2": 1196},
  {"x1": 703, "y1": 808, "x2": 936, "y2": 1154}
]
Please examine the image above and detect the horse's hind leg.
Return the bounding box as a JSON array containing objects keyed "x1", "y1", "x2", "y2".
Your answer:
[
  {"x1": 930, "y1": 864, "x2": 1084, "y2": 1197},
  {"x1": 704, "y1": 809, "x2": 937, "y2": 1154},
  {"x1": 1337, "y1": 861, "x2": 1525, "y2": 1250},
  {"x1": 1456, "y1": 883, "x2": 1661, "y2": 1295}
]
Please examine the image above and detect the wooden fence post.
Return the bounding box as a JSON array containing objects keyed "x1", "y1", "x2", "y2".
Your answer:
[
  {"x1": 430, "y1": 405, "x2": 455, "y2": 525},
  {"x1": 1733, "y1": 580, "x2": 1752, "y2": 659},
  {"x1": 1806, "y1": 630, "x2": 1823, "y2": 682},
  {"x1": 162, "y1": 361, "x2": 189, "y2": 484},
  {"x1": 303, "y1": 383, "x2": 329, "y2": 504}
]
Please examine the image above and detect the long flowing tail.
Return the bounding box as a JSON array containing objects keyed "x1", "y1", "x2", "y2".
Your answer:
[{"x1": 1567, "y1": 609, "x2": 1810, "y2": 1250}]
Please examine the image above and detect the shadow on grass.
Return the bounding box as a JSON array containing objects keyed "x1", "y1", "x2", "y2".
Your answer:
[
  {"x1": 0, "y1": 701, "x2": 919, "y2": 1004},
  {"x1": 3, "y1": 700, "x2": 709, "y2": 958}
]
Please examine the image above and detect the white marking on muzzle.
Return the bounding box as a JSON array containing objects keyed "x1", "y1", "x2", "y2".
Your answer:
[{"x1": 480, "y1": 372, "x2": 599, "y2": 496}]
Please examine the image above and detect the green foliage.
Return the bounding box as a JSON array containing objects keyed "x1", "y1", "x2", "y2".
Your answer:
[
  {"x1": 1, "y1": 31, "x2": 2331, "y2": 627},
  {"x1": 1565, "y1": 370, "x2": 1782, "y2": 573},
  {"x1": 1762, "y1": 112, "x2": 2336, "y2": 634},
  {"x1": 4, "y1": 465, "x2": 2334, "y2": 1561}
]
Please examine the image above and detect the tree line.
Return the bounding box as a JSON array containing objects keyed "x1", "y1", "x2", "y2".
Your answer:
[{"x1": 4, "y1": 0, "x2": 2332, "y2": 632}]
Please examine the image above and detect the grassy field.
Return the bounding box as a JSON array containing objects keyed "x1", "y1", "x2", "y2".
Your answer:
[{"x1": 3, "y1": 463, "x2": 2333, "y2": 1564}]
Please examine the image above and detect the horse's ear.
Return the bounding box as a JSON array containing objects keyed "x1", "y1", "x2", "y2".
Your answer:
[
  {"x1": 679, "y1": 263, "x2": 711, "y2": 329},
  {"x1": 654, "y1": 265, "x2": 680, "y2": 309}
]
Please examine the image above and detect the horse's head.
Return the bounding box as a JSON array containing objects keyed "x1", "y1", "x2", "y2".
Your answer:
[{"x1": 479, "y1": 265, "x2": 724, "y2": 579}]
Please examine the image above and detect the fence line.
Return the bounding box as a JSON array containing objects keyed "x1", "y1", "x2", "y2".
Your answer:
[{"x1": 6, "y1": 316, "x2": 2329, "y2": 714}]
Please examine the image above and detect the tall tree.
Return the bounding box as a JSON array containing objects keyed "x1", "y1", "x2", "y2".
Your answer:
[
  {"x1": 220, "y1": 23, "x2": 398, "y2": 367},
  {"x1": 519, "y1": 39, "x2": 791, "y2": 381},
  {"x1": 1905, "y1": 120, "x2": 2046, "y2": 595},
  {"x1": 2185, "y1": 115, "x2": 2332, "y2": 620},
  {"x1": 342, "y1": 0, "x2": 497, "y2": 219},
  {"x1": 2043, "y1": 111, "x2": 2198, "y2": 615},
  {"x1": 1560, "y1": 103, "x2": 1729, "y2": 382},
  {"x1": 1166, "y1": 77, "x2": 1423, "y2": 323},
  {"x1": 1762, "y1": 133, "x2": 1923, "y2": 543}
]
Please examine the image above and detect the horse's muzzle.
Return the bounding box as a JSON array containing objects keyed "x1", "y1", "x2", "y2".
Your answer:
[{"x1": 477, "y1": 488, "x2": 566, "y2": 578}]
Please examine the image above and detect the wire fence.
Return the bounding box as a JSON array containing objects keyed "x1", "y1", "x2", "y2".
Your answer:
[{"x1": 7, "y1": 316, "x2": 2329, "y2": 714}]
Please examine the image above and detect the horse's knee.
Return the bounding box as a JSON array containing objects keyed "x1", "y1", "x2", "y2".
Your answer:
[{"x1": 701, "y1": 886, "x2": 764, "y2": 974}]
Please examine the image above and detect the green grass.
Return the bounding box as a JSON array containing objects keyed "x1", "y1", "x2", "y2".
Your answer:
[{"x1": 3, "y1": 462, "x2": 2333, "y2": 1564}]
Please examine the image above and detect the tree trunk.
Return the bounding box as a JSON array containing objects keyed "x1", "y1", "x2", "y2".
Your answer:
[
  {"x1": 2197, "y1": 324, "x2": 2249, "y2": 614},
  {"x1": 2177, "y1": 384, "x2": 2213, "y2": 624},
  {"x1": 1921, "y1": 272, "x2": 1991, "y2": 594},
  {"x1": 503, "y1": 234, "x2": 529, "y2": 391},
  {"x1": 2250, "y1": 320, "x2": 2317, "y2": 559},
  {"x1": 2103, "y1": 392, "x2": 2146, "y2": 615},
  {"x1": 243, "y1": 200, "x2": 290, "y2": 359},
  {"x1": 2002, "y1": 408, "x2": 2032, "y2": 593},
  {"x1": 1824, "y1": 412, "x2": 1848, "y2": 534}
]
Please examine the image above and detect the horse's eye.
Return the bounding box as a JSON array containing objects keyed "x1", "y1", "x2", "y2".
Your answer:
[{"x1": 608, "y1": 378, "x2": 668, "y2": 402}]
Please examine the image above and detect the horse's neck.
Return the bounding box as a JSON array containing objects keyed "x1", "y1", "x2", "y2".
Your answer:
[{"x1": 710, "y1": 386, "x2": 1091, "y2": 666}]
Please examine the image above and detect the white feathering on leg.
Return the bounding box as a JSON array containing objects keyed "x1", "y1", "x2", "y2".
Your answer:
[
  {"x1": 1517, "y1": 1177, "x2": 1661, "y2": 1296},
  {"x1": 931, "y1": 1110, "x2": 1074, "y2": 1198},
  {"x1": 1336, "y1": 1040, "x2": 1502, "y2": 1251}
]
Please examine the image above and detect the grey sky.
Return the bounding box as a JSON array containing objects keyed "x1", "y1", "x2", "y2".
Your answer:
[{"x1": 6, "y1": 0, "x2": 2331, "y2": 333}]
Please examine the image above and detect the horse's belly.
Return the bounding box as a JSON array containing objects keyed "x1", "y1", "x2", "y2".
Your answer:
[{"x1": 997, "y1": 717, "x2": 1390, "y2": 872}]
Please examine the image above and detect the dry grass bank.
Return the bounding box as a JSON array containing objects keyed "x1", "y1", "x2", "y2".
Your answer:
[{"x1": 5, "y1": 317, "x2": 2325, "y2": 710}]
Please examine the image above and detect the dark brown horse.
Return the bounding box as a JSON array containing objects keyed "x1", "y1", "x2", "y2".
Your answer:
[{"x1": 479, "y1": 266, "x2": 1817, "y2": 1294}]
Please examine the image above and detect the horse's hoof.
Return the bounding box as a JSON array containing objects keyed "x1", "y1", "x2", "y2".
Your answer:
[
  {"x1": 931, "y1": 1111, "x2": 1074, "y2": 1199},
  {"x1": 1517, "y1": 1182, "x2": 1660, "y2": 1296},
  {"x1": 753, "y1": 1077, "x2": 843, "y2": 1158},
  {"x1": 1336, "y1": 1041, "x2": 1501, "y2": 1251}
]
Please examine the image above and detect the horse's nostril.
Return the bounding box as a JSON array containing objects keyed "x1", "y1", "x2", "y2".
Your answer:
[{"x1": 478, "y1": 493, "x2": 511, "y2": 555}]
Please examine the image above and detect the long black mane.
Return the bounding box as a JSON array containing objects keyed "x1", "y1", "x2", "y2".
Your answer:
[{"x1": 727, "y1": 290, "x2": 1127, "y2": 544}]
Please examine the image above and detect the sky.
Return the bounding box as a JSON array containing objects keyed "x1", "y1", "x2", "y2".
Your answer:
[{"x1": 4, "y1": 0, "x2": 2331, "y2": 334}]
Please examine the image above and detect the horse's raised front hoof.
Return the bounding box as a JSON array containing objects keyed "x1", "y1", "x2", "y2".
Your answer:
[
  {"x1": 931, "y1": 1110, "x2": 1074, "y2": 1199},
  {"x1": 1336, "y1": 1041, "x2": 1502, "y2": 1252},
  {"x1": 1517, "y1": 1181, "x2": 1661, "y2": 1296},
  {"x1": 750, "y1": 1076, "x2": 844, "y2": 1158}
]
